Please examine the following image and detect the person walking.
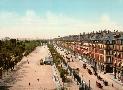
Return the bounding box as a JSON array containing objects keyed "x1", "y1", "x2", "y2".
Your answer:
[
  {"x1": 27, "y1": 59, "x2": 29, "y2": 64},
  {"x1": 37, "y1": 78, "x2": 39, "y2": 82},
  {"x1": 29, "y1": 82, "x2": 30, "y2": 86},
  {"x1": 112, "y1": 83, "x2": 114, "y2": 87}
]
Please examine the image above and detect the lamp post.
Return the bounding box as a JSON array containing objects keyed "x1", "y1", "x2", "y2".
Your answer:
[
  {"x1": 114, "y1": 63, "x2": 117, "y2": 79},
  {"x1": 89, "y1": 80, "x2": 90, "y2": 89}
]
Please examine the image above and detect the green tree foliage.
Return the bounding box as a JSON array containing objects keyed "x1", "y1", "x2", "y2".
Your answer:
[
  {"x1": 48, "y1": 44, "x2": 68, "y2": 82},
  {"x1": 0, "y1": 38, "x2": 41, "y2": 71}
]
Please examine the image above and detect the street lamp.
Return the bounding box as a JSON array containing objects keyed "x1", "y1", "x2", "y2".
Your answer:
[
  {"x1": 114, "y1": 63, "x2": 117, "y2": 79},
  {"x1": 89, "y1": 80, "x2": 90, "y2": 89}
]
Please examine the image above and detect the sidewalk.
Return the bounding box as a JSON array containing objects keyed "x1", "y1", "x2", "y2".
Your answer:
[
  {"x1": 99, "y1": 72, "x2": 123, "y2": 87},
  {"x1": 106, "y1": 73, "x2": 123, "y2": 86},
  {"x1": 52, "y1": 64, "x2": 63, "y2": 90},
  {"x1": 64, "y1": 76, "x2": 79, "y2": 90}
]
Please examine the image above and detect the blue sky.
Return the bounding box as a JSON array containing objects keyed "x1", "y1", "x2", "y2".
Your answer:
[{"x1": 0, "y1": 0, "x2": 123, "y2": 39}]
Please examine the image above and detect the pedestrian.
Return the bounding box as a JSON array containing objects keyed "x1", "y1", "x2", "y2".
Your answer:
[
  {"x1": 112, "y1": 83, "x2": 114, "y2": 87},
  {"x1": 72, "y1": 59, "x2": 73, "y2": 62},
  {"x1": 29, "y1": 82, "x2": 30, "y2": 86},
  {"x1": 37, "y1": 78, "x2": 39, "y2": 82}
]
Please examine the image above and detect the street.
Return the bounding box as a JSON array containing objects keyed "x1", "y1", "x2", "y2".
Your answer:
[
  {"x1": 56, "y1": 45, "x2": 123, "y2": 90},
  {"x1": 0, "y1": 44, "x2": 123, "y2": 90},
  {"x1": 0, "y1": 45, "x2": 56, "y2": 90}
]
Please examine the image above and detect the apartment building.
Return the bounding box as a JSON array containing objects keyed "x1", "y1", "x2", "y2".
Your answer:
[{"x1": 55, "y1": 30, "x2": 123, "y2": 82}]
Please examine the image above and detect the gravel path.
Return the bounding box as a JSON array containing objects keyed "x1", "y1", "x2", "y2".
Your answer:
[{"x1": 0, "y1": 45, "x2": 56, "y2": 90}]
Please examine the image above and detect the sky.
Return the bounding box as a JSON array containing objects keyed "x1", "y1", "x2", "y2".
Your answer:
[{"x1": 0, "y1": 0, "x2": 123, "y2": 39}]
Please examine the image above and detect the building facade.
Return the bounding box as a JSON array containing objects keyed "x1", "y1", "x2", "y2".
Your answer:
[{"x1": 54, "y1": 30, "x2": 123, "y2": 83}]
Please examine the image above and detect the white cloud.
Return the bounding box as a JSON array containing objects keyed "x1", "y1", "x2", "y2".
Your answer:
[
  {"x1": 98, "y1": 14, "x2": 123, "y2": 31},
  {"x1": 0, "y1": 10, "x2": 122, "y2": 39}
]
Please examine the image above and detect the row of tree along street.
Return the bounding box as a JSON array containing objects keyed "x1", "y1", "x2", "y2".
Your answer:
[
  {"x1": 48, "y1": 44, "x2": 91, "y2": 90},
  {"x1": 0, "y1": 38, "x2": 43, "y2": 78},
  {"x1": 47, "y1": 44, "x2": 69, "y2": 83}
]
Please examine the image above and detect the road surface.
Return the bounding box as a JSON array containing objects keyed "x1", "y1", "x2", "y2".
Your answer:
[
  {"x1": 56, "y1": 45, "x2": 123, "y2": 90},
  {"x1": 0, "y1": 45, "x2": 56, "y2": 90}
]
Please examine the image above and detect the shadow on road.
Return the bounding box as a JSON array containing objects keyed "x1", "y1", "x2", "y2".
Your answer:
[{"x1": 0, "y1": 86, "x2": 12, "y2": 90}]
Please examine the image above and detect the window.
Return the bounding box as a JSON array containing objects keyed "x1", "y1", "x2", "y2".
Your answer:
[
  {"x1": 106, "y1": 50, "x2": 112, "y2": 55},
  {"x1": 121, "y1": 40, "x2": 123, "y2": 45},
  {"x1": 100, "y1": 50, "x2": 104, "y2": 54},
  {"x1": 106, "y1": 56, "x2": 112, "y2": 63},
  {"x1": 120, "y1": 53, "x2": 123, "y2": 58},
  {"x1": 120, "y1": 45, "x2": 122, "y2": 51},
  {"x1": 110, "y1": 45, "x2": 113, "y2": 49},
  {"x1": 106, "y1": 40, "x2": 110, "y2": 44}
]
